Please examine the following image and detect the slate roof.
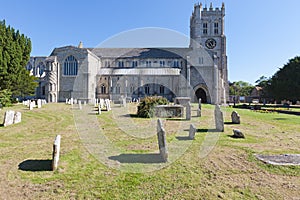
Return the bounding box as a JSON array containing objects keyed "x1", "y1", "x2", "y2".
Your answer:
[{"x1": 87, "y1": 48, "x2": 190, "y2": 59}]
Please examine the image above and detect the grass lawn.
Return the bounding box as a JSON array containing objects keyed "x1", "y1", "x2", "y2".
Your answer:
[{"x1": 0, "y1": 103, "x2": 299, "y2": 199}]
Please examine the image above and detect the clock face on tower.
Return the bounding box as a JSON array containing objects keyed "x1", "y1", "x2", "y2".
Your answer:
[{"x1": 205, "y1": 38, "x2": 217, "y2": 49}]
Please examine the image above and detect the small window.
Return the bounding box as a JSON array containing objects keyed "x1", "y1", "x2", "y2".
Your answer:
[
  {"x1": 130, "y1": 84, "x2": 135, "y2": 94},
  {"x1": 118, "y1": 61, "x2": 124, "y2": 68},
  {"x1": 174, "y1": 60, "x2": 179, "y2": 67},
  {"x1": 160, "y1": 61, "x2": 165, "y2": 67},
  {"x1": 199, "y1": 57, "x2": 203, "y2": 65},
  {"x1": 203, "y1": 23, "x2": 208, "y2": 35},
  {"x1": 146, "y1": 61, "x2": 151, "y2": 67},
  {"x1": 214, "y1": 22, "x2": 219, "y2": 34},
  {"x1": 144, "y1": 84, "x2": 150, "y2": 94},
  {"x1": 159, "y1": 85, "x2": 164, "y2": 94},
  {"x1": 132, "y1": 61, "x2": 138, "y2": 67},
  {"x1": 101, "y1": 84, "x2": 106, "y2": 94},
  {"x1": 116, "y1": 84, "x2": 121, "y2": 94}
]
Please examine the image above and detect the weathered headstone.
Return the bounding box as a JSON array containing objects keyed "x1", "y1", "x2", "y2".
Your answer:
[
  {"x1": 29, "y1": 101, "x2": 34, "y2": 110},
  {"x1": 78, "y1": 100, "x2": 82, "y2": 110},
  {"x1": 198, "y1": 98, "x2": 202, "y2": 110},
  {"x1": 99, "y1": 99, "x2": 105, "y2": 109},
  {"x1": 197, "y1": 108, "x2": 201, "y2": 117},
  {"x1": 98, "y1": 104, "x2": 101, "y2": 115},
  {"x1": 186, "y1": 102, "x2": 191, "y2": 120},
  {"x1": 214, "y1": 105, "x2": 224, "y2": 132},
  {"x1": 157, "y1": 119, "x2": 168, "y2": 162},
  {"x1": 37, "y1": 99, "x2": 42, "y2": 108},
  {"x1": 231, "y1": 111, "x2": 240, "y2": 124},
  {"x1": 13, "y1": 112, "x2": 22, "y2": 124},
  {"x1": 65, "y1": 98, "x2": 68, "y2": 104},
  {"x1": 3, "y1": 110, "x2": 15, "y2": 127},
  {"x1": 84, "y1": 101, "x2": 87, "y2": 106},
  {"x1": 105, "y1": 99, "x2": 111, "y2": 111},
  {"x1": 232, "y1": 129, "x2": 245, "y2": 138},
  {"x1": 189, "y1": 124, "x2": 197, "y2": 140},
  {"x1": 52, "y1": 135, "x2": 61, "y2": 171},
  {"x1": 70, "y1": 98, "x2": 74, "y2": 105}
]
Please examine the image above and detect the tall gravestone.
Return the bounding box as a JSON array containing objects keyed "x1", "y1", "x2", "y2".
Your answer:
[
  {"x1": 214, "y1": 105, "x2": 224, "y2": 132},
  {"x1": 98, "y1": 104, "x2": 101, "y2": 115},
  {"x1": 157, "y1": 119, "x2": 168, "y2": 162},
  {"x1": 231, "y1": 111, "x2": 241, "y2": 124},
  {"x1": 37, "y1": 99, "x2": 42, "y2": 108},
  {"x1": 189, "y1": 124, "x2": 197, "y2": 140},
  {"x1": 78, "y1": 100, "x2": 82, "y2": 110},
  {"x1": 3, "y1": 110, "x2": 15, "y2": 127},
  {"x1": 105, "y1": 99, "x2": 111, "y2": 111},
  {"x1": 29, "y1": 101, "x2": 34, "y2": 110},
  {"x1": 52, "y1": 135, "x2": 61, "y2": 171},
  {"x1": 197, "y1": 98, "x2": 202, "y2": 117},
  {"x1": 186, "y1": 102, "x2": 191, "y2": 120}
]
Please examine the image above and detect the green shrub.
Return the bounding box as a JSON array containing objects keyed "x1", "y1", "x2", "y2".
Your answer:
[{"x1": 137, "y1": 96, "x2": 168, "y2": 118}]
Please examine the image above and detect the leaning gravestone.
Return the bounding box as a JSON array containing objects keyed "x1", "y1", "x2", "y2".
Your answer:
[
  {"x1": 231, "y1": 111, "x2": 240, "y2": 124},
  {"x1": 189, "y1": 124, "x2": 197, "y2": 140},
  {"x1": 186, "y1": 102, "x2": 191, "y2": 120},
  {"x1": 214, "y1": 105, "x2": 224, "y2": 132},
  {"x1": 157, "y1": 119, "x2": 168, "y2": 162},
  {"x1": 13, "y1": 112, "x2": 22, "y2": 124},
  {"x1": 52, "y1": 135, "x2": 61, "y2": 171},
  {"x1": 3, "y1": 110, "x2": 15, "y2": 127}
]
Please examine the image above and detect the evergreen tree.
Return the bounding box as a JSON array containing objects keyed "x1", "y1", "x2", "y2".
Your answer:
[
  {"x1": 0, "y1": 20, "x2": 36, "y2": 106},
  {"x1": 267, "y1": 56, "x2": 300, "y2": 102}
]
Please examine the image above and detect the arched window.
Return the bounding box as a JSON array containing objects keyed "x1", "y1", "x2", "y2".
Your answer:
[
  {"x1": 36, "y1": 62, "x2": 45, "y2": 76},
  {"x1": 63, "y1": 55, "x2": 78, "y2": 76},
  {"x1": 159, "y1": 85, "x2": 165, "y2": 94},
  {"x1": 144, "y1": 84, "x2": 150, "y2": 95},
  {"x1": 101, "y1": 84, "x2": 106, "y2": 94},
  {"x1": 116, "y1": 84, "x2": 121, "y2": 94}
]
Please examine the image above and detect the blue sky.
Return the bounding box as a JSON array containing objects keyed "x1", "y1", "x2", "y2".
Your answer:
[{"x1": 1, "y1": 0, "x2": 300, "y2": 84}]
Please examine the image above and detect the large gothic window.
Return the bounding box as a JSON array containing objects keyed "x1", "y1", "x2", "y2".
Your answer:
[
  {"x1": 101, "y1": 84, "x2": 106, "y2": 94},
  {"x1": 36, "y1": 62, "x2": 45, "y2": 76},
  {"x1": 63, "y1": 55, "x2": 78, "y2": 76}
]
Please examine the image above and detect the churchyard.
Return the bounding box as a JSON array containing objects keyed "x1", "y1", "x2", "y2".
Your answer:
[{"x1": 0, "y1": 101, "x2": 299, "y2": 199}]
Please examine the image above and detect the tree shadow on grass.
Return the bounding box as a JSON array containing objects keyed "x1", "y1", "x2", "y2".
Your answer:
[
  {"x1": 197, "y1": 128, "x2": 219, "y2": 133},
  {"x1": 18, "y1": 159, "x2": 52, "y2": 171},
  {"x1": 109, "y1": 153, "x2": 164, "y2": 163}
]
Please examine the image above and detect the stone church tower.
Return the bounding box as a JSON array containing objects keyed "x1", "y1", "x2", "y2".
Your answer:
[{"x1": 190, "y1": 2, "x2": 228, "y2": 103}]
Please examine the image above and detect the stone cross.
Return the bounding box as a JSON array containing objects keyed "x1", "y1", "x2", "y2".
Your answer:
[
  {"x1": 3, "y1": 110, "x2": 15, "y2": 127},
  {"x1": 157, "y1": 119, "x2": 168, "y2": 162},
  {"x1": 189, "y1": 124, "x2": 197, "y2": 140},
  {"x1": 214, "y1": 105, "x2": 224, "y2": 132},
  {"x1": 231, "y1": 111, "x2": 241, "y2": 124},
  {"x1": 52, "y1": 135, "x2": 61, "y2": 171},
  {"x1": 186, "y1": 102, "x2": 191, "y2": 120}
]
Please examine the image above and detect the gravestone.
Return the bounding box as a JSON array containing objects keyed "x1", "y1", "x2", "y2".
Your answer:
[
  {"x1": 78, "y1": 100, "x2": 82, "y2": 110},
  {"x1": 231, "y1": 111, "x2": 240, "y2": 124},
  {"x1": 232, "y1": 129, "x2": 245, "y2": 138},
  {"x1": 42, "y1": 99, "x2": 47, "y2": 105},
  {"x1": 99, "y1": 99, "x2": 105, "y2": 109},
  {"x1": 157, "y1": 119, "x2": 168, "y2": 162},
  {"x1": 186, "y1": 102, "x2": 191, "y2": 120},
  {"x1": 13, "y1": 112, "x2": 22, "y2": 124},
  {"x1": 29, "y1": 101, "x2": 34, "y2": 110},
  {"x1": 84, "y1": 101, "x2": 87, "y2": 106},
  {"x1": 189, "y1": 124, "x2": 197, "y2": 140},
  {"x1": 214, "y1": 105, "x2": 224, "y2": 132},
  {"x1": 52, "y1": 135, "x2": 61, "y2": 171},
  {"x1": 122, "y1": 97, "x2": 126, "y2": 107},
  {"x1": 174, "y1": 97, "x2": 191, "y2": 106},
  {"x1": 65, "y1": 98, "x2": 68, "y2": 104},
  {"x1": 70, "y1": 98, "x2": 74, "y2": 105},
  {"x1": 3, "y1": 110, "x2": 15, "y2": 127},
  {"x1": 37, "y1": 99, "x2": 42, "y2": 108},
  {"x1": 197, "y1": 98, "x2": 202, "y2": 117},
  {"x1": 105, "y1": 99, "x2": 111, "y2": 111},
  {"x1": 98, "y1": 104, "x2": 101, "y2": 115}
]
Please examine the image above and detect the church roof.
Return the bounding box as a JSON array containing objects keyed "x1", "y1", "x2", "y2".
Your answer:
[{"x1": 87, "y1": 48, "x2": 190, "y2": 59}]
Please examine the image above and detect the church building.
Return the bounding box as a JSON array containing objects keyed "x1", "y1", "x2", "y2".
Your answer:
[{"x1": 26, "y1": 3, "x2": 228, "y2": 104}]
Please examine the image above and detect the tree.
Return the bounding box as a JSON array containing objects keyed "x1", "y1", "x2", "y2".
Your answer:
[
  {"x1": 0, "y1": 20, "x2": 36, "y2": 106},
  {"x1": 255, "y1": 76, "x2": 271, "y2": 98},
  {"x1": 229, "y1": 81, "x2": 254, "y2": 97},
  {"x1": 267, "y1": 56, "x2": 300, "y2": 102}
]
